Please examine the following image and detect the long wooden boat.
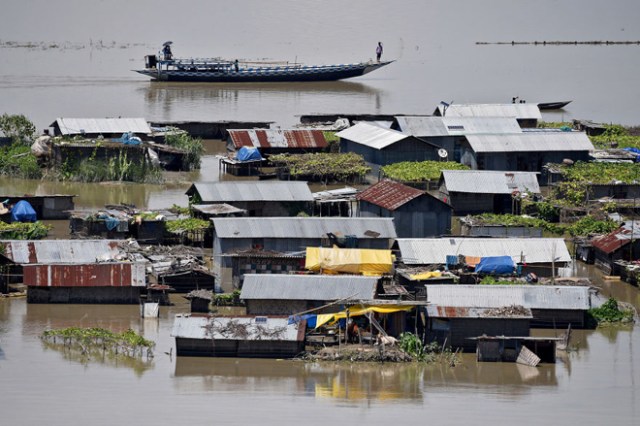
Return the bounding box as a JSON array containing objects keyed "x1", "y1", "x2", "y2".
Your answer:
[
  {"x1": 537, "y1": 100, "x2": 572, "y2": 110},
  {"x1": 134, "y1": 56, "x2": 393, "y2": 82}
]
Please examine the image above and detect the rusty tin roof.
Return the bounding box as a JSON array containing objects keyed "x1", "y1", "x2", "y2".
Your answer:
[{"x1": 228, "y1": 129, "x2": 327, "y2": 149}]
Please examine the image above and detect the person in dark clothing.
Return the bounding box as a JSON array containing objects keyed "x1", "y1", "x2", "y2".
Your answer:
[
  {"x1": 376, "y1": 42, "x2": 383, "y2": 62},
  {"x1": 163, "y1": 43, "x2": 173, "y2": 60}
]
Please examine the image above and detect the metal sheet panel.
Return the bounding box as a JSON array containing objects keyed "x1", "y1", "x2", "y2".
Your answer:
[
  {"x1": 240, "y1": 274, "x2": 378, "y2": 300},
  {"x1": 0, "y1": 240, "x2": 139, "y2": 264},
  {"x1": 442, "y1": 170, "x2": 541, "y2": 194},
  {"x1": 54, "y1": 118, "x2": 151, "y2": 135},
  {"x1": 435, "y1": 103, "x2": 542, "y2": 120},
  {"x1": 212, "y1": 217, "x2": 397, "y2": 239},
  {"x1": 425, "y1": 285, "x2": 591, "y2": 310},
  {"x1": 23, "y1": 262, "x2": 146, "y2": 287},
  {"x1": 336, "y1": 122, "x2": 408, "y2": 149},
  {"x1": 171, "y1": 314, "x2": 302, "y2": 341},
  {"x1": 466, "y1": 132, "x2": 594, "y2": 153},
  {"x1": 397, "y1": 237, "x2": 571, "y2": 264},
  {"x1": 356, "y1": 179, "x2": 425, "y2": 211},
  {"x1": 228, "y1": 129, "x2": 327, "y2": 149},
  {"x1": 396, "y1": 116, "x2": 522, "y2": 137},
  {"x1": 425, "y1": 305, "x2": 533, "y2": 319},
  {"x1": 591, "y1": 221, "x2": 640, "y2": 254},
  {"x1": 188, "y1": 181, "x2": 313, "y2": 202}
]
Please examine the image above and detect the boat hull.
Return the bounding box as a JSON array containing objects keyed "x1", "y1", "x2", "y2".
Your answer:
[
  {"x1": 135, "y1": 61, "x2": 392, "y2": 82},
  {"x1": 537, "y1": 101, "x2": 572, "y2": 110}
]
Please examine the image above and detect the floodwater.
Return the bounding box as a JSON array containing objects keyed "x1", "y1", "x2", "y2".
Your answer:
[{"x1": 1, "y1": 1, "x2": 640, "y2": 424}]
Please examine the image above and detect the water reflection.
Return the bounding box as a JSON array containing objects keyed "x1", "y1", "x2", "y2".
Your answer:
[{"x1": 173, "y1": 357, "x2": 424, "y2": 403}]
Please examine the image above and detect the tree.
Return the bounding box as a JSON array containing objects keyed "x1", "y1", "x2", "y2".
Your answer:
[{"x1": 0, "y1": 114, "x2": 36, "y2": 145}]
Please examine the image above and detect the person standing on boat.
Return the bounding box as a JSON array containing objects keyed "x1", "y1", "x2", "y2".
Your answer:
[
  {"x1": 376, "y1": 42, "x2": 383, "y2": 62},
  {"x1": 162, "y1": 43, "x2": 173, "y2": 60},
  {"x1": 234, "y1": 59, "x2": 239, "y2": 72}
]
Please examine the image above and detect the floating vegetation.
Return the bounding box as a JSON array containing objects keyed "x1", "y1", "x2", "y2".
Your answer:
[
  {"x1": 588, "y1": 298, "x2": 635, "y2": 326},
  {"x1": 270, "y1": 152, "x2": 370, "y2": 183},
  {"x1": 381, "y1": 161, "x2": 469, "y2": 182},
  {"x1": 41, "y1": 327, "x2": 155, "y2": 360}
]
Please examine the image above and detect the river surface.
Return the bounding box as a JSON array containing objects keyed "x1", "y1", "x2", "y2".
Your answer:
[{"x1": 1, "y1": 1, "x2": 640, "y2": 424}]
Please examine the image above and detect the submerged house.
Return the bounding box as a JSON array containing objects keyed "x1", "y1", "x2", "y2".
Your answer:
[
  {"x1": 458, "y1": 131, "x2": 594, "y2": 171},
  {"x1": 357, "y1": 179, "x2": 452, "y2": 237},
  {"x1": 0, "y1": 239, "x2": 144, "y2": 303},
  {"x1": 425, "y1": 305, "x2": 533, "y2": 352},
  {"x1": 171, "y1": 314, "x2": 305, "y2": 358},
  {"x1": 186, "y1": 181, "x2": 313, "y2": 217},
  {"x1": 50, "y1": 117, "x2": 152, "y2": 139},
  {"x1": 392, "y1": 116, "x2": 522, "y2": 162},
  {"x1": 590, "y1": 221, "x2": 640, "y2": 274},
  {"x1": 439, "y1": 170, "x2": 540, "y2": 215},
  {"x1": 396, "y1": 237, "x2": 572, "y2": 278},
  {"x1": 226, "y1": 129, "x2": 328, "y2": 157},
  {"x1": 432, "y1": 103, "x2": 542, "y2": 128},
  {"x1": 424, "y1": 284, "x2": 593, "y2": 328},
  {"x1": 0, "y1": 194, "x2": 76, "y2": 220},
  {"x1": 336, "y1": 122, "x2": 441, "y2": 167},
  {"x1": 212, "y1": 217, "x2": 397, "y2": 291},
  {"x1": 240, "y1": 274, "x2": 380, "y2": 315}
]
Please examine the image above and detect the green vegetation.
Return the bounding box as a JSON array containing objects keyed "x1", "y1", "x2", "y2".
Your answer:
[
  {"x1": 269, "y1": 152, "x2": 370, "y2": 183},
  {"x1": 212, "y1": 290, "x2": 242, "y2": 306},
  {"x1": 465, "y1": 213, "x2": 618, "y2": 237},
  {"x1": 41, "y1": 327, "x2": 155, "y2": 358},
  {"x1": 590, "y1": 124, "x2": 640, "y2": 149},
  {"x1": 165, "y1": 217, "x2": 210, "y2": 233},
  {"x1": 0, "y1": 143, "x2": 42, "y2": 179},
  {"x1": 164, "y1": 133, "x2": 204, "y2": 170},
  {"x1": 56, "y1": 149, "x2": 163, "y2": 183},
  {"x1": 0, "y1": 113, "x2": 36, "y2": 145},
  {"x1": 399, "y1": 332, "x2": 459, "y2": 364},
  {"x1": 479, "y1": 276, "x2": 521, "y2": 285},
  {"x1": 381, "y1": 161, "x2": 469, "y2": 182},
  {"x1": 588, "y1": 298, "x2": 635, "y2": 325},
  {"x1": 537, "y1": 121, "x2": 573, "y2": 129},
  {"x1": 168, "y1": 204, "x2": 191, "y2": 215},
  {"x1": 0, "y1": 221, "x2": 51, "y2": 239},
  {"x1": 559, "y1": 161, "x2": 639, "y2": 184}
]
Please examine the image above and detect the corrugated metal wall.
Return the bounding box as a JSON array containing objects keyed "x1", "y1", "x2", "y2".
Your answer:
[{"x1": 23, "y1": 263, "x2": 146, "y2": 287}]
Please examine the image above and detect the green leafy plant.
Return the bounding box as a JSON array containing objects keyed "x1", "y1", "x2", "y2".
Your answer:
[
  {"x1": 0, "y1": 113, "x2": 36, "y2": 145},
  {"x1": 588, "y1": 298, "x2": 634, "y2": 325},
  {"x1": 164, "y1": 133, "x2": 204, "y2": 170},
  {"x1": 381, "y1": 161, "x2": 469, "y2": 182},
  {"x1": 269, "y1": 152, "x2": 370, "y2": 183}
]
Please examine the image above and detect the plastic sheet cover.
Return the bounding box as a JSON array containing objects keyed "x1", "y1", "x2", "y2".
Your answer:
[{"x1": 305, "y1": 247, "x2": 393, "y2": 276}]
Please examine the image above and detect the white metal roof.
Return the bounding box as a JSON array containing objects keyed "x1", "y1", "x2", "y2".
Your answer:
[
  {"x1": 396, "y1": 237, "x2": 571, "y2": 265},
  {"x1": 53, "y1": 118, "x2": 151, "y2": 135},
  {"x1": 171, "y1": 314, "x2": 301, "y2": 341},
  {"x1": 212, "y1": 217, "x2": 397, "y2": 239},
  {"x1": 187, "y1": 181, "x2": 313, "y2": 202},
  {"x1": 442, "y1": 170, "x2": 541, "y2": 194},
  {"x1": 465, "y1": 132, "x2": 594, "y2": 153},
  {"x1": 434, "y1": 103, "x2": 542, "y2": 120},
  {"x1": 335, "y1": 122, "x2": 409, "y2": 149},
  {"x1": 0, "y1": 240, "x2": 139, "y2": 264},
  {"x1": 395, "y1": 116, "x2": 522, "y2": 137},
  {"x1": 424, "y1": 285, "x2": 592, "y2": 310},
  {"x1": 240, "y1": 274, "x2": 378, "y2": 301}
]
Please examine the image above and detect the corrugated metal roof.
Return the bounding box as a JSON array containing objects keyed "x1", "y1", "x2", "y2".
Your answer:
[
  {"x1": 442, "y1": 170, "x2": 541, "y2": 194},
  {"x1": 424, "y1": 285, "x2": 592, "y2": 310},
  {"x1": 465, "y1": 132, "x2": 594, "y2": 153},
  {"x1": 434, "y1": 103, "x2": 542, "y2": 120},
  {"x1": 395, "y1": 116, "x2": 522, "y2": 137},
  {"x1": 335, "y1": 122, "x2": 409, "y2": 149},
  {"x1": 53, "y1": 118, "x2": 151, "y2": 135},
  {"x1": 396, "y1": 237, "x2": 571, "y2": 264},
  {"x1": 240, "y1": 274, "x2": 378, "y2": 300},
  {"x1": 187, "y1": 181, "x2": 313, "y2": 202},
  {"x1": 228, "y1": 129, "x2": 327, "y2": 149},
  {"x1": 0, "y1": 240, "x2": 139, "y2": 264},
  {"x1": 213, "y1": 217, "x2": 397, "y2": 239},
  {"x1": 425, "y1": 305, "x2": 533, "y2": 319},
  {"x1": 171, "y1": 314, "x2": 301, "y2": 341},
  {"x1": 591, "y1": 221, "x2": 640, "y2": 254},
  {"x1": 356, "y1": 179, "x2": 425, "y2": 210},
  {"x1": 191, "y1": 203, "x2": 246, "y2": 215}
]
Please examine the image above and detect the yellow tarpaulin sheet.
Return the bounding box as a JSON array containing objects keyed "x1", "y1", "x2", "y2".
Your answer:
[
  {"x1": 409, "y1": 270, "x2": 442, "y2": 280},
  {"x1": 305, "y1": 247, "x2": 393, "y2": 276},
  {"x1": 314, "y1": 304, "x2": 414, "y2": 328}
]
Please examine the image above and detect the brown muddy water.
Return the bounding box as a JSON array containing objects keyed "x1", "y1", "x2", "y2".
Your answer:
[{"x1": 2, "y1": 1, "x2": 640, "y2": 423}]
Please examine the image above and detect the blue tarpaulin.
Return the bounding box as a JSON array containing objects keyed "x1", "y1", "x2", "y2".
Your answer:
[
  {"x1": 112, "y1": 132, "x2": 142, "y2": 145},
  {"x1": 475, "y1": 256, "x2": 515, "y2": 275},
  {"x1": 11, "y1": 200, "x2": 37, "y2": 223},
  {"x1": 623, "y1": 147, "x2": 640, "y2": 162},
  {"x1": 236, "y1": 146, "x2": 263, "y2": 162}
]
